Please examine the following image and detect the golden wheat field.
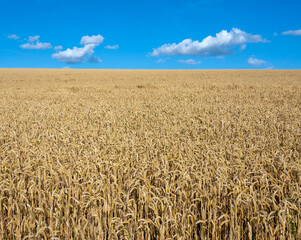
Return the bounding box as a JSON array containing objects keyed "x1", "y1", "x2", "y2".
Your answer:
[{"x1": 0, "y1": 69, "x2": 300, "y2": 239}]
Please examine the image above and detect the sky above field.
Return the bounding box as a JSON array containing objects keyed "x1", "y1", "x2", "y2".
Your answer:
[{"x1": 0, "y1": 0, "x2": 300, "y2": 69}]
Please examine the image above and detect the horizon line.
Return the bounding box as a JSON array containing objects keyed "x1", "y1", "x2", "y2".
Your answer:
[{"x1": 0, "y1": 68, "x2": 300, "y2": 70}]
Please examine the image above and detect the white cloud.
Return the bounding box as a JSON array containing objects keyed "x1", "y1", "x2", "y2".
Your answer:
[
  {"x1": 52, "y1": 45, "x2": 95, "y2": 63},
  {"x1": 248, "y1": 56, "x2": 273, "y2": 69},
  {"x1": 62, "y1": 66, "x2": 71, "y2": 69},
  {"x1": 28, "y1": 35, "x2": 40, "y2": 42},
  {"x1": 7, "y1": 34, "x2": 19, "y2": 40},
  {"x1": 20, "y1": 35, "x2": 52, "y2": 50},
  {"x1": 156, "y1": 58, "x2": 166, "y2": 63},
  {"x1": 80, "y1": 34, "x2": 104, "y2": 45},
  {"x1": 105, "y1": 44, "x2": 119, "y2": 49},
  {"x1": 151, "y1": 28, "x2": 267, "y2": 57},
  {"x1": 248, "y1": 57, "x2": 266, "y2": 67},
  {"x1": 282, "y1": 30, "x2": 301, "y2": 36},
  {"x1": 52, "y1": 34, "x2": 104, "y2": 64},
  {"x1": 54, "y1": 45, "x2": 63, "y2": 51},
  {"x1": 178, "y1": 59, "x2": 201, "y2": 65},
  {"x1": 88, "y1": 56, "x2": 102, "y2": 63},
  {"x1": 20, "y1": 42, "x2": 52, "y2": 50}
]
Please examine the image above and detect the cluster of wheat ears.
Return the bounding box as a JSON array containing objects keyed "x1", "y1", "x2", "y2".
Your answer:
[{"x1": 0, "y1": 69, "x2": 300, "y2": 239}]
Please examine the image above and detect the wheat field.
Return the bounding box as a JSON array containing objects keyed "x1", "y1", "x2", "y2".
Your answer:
[{"x1": 0, "y1": 69, "x2": 300, "y2": 239}]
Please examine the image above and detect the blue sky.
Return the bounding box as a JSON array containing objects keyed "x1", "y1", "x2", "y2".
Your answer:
[{"x1": 0, "y1": 0, "x2": 300, "y2": 69}]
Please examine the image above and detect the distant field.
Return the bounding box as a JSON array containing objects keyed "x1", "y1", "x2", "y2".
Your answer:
[{"x1": 0, "y1": 69, "x2": 300, "y2": 239}]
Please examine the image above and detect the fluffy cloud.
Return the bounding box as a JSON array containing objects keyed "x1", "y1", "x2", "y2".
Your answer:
[
  {"x1": 282, "y1": 30, "x2": 301, "y2": 36},
  {"x1": 80, "y1": 34, "x2": 104, "y2": 45},
  {"x1": 54, "y1": 45, "x2": 63, "y2": 51},
  {"x1": 105, "y1": 44, "x2": 119, "y2": 49},
  {"x1": 248, "y1": 56, "x2": 273, "y2": 69},
  {"x1": 178, "y1": 59, "x2": 201, "y2": 65},
  {"x1": 20, "y1": 36, "x2": 52, "y2": 50},
  {"x1": 88, "y1": 56, "x2": 102, "y2": 63},
  {"x1": 151, "y1": 28, "x2": 267, "y2": 57},
  {"x1": 28, "y1": 35, "x2": 40, "y2": 42},
  {"x1": 7, "y1": 34, "x2": 19, "y2": 40},
  {"x1": 248, "y1": 57, "x2": 266, "y2": 67},
  {"x1": 156, "y1": 59, "x2": 166, "y2": 63},
  {"x1": 52, "y1": 45, "x2": 95, "y2": 63},
  {"x1": 20, "y1": 42, "x2": 52, "y2": 49},
  {"x1": 52, "y1": 34, "x2": 104, "y2": 64}
]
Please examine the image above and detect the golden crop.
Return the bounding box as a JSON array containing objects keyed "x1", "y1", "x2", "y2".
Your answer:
[{"x1": 0, "y1": 69, "x2": 300, "y2": 239}]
